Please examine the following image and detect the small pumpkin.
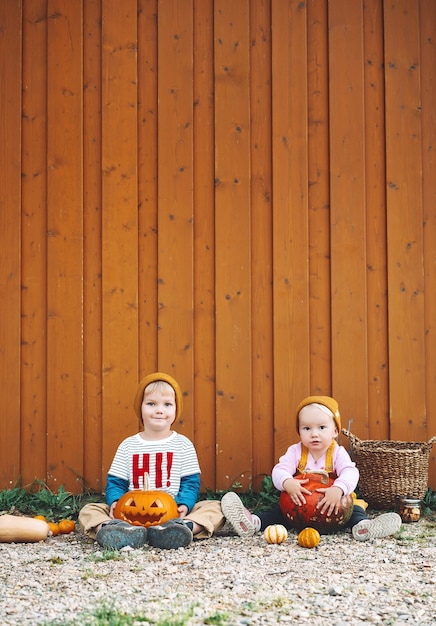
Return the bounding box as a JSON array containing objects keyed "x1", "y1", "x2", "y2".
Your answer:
[
  {"x1": 58, "y1": 519, "x2": 76, "y2": 534},
  {"x1": 298, "y1": 526, "x2": 321, "y2": 548},
  {"x1": 279, "y1": 470, "x2": 354, "y2": 534},
  {"x1": 48, "y1": 522, "x2": 60, "y2": 536},
  {"x1": 114, "y1": 473, "x2": 178, "y2": 528},
  {"x1": 264, "y1": 524, "x2": 288, "y2": 544}
]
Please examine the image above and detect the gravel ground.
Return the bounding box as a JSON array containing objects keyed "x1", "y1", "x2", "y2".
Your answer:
[{"x1": 1, "y1": 515, "x2": 436, "y2": 626}]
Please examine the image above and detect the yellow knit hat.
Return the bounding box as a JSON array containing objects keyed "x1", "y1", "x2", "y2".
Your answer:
[
  {"x1": 296, "y1": 395, "x2": 341, "y2": 433},
  {"x1": 134, "y1": 372, "x2": 183, "y2": 423}
]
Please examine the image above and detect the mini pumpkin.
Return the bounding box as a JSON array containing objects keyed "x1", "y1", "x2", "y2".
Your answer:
[
  {"x1": 47, "y1": 522, "x2": 60, "y2": 536},
  {"x1": 279, "y1": 469, "x2": 353, "y2": 534},
  {"x1": 114, "y1": 473, "x2": 178, "y2": 528},
  {"x1": 298, "y1": 526, "x2": 321, "y2": 548},
  {"x1": 58, "y1": 519, "x2": 76, "y2": 534},
  {"x1": 264, "y1": 524, "x2": 288, "y2": 544}
]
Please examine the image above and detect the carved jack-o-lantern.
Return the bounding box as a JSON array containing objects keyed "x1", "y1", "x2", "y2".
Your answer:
[
  {"x1": 113, "y1": 473, "x2": 178, "y2": 528},
  {"x1": 279, "y1": 469, "x2": 354, "y2": 534}
]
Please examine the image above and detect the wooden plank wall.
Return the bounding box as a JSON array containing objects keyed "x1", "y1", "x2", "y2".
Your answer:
[{"x1": 1, "y1": 0, "x2": 435, "y2": 495}]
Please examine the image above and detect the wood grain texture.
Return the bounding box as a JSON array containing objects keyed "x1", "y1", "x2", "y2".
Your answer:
[
  {"x1": 420, "y1": 0, "x2": 436, "y2": 479},
  {"x1": 1, "y1": 0, "x2": 436, "y2": 493},
  {"x1": 21, "y1": 0, "x2": 48, "y2": 486},
  {"x1": 384, "y1": 0, "x2": 426, "y2": 441},
  {"x1": 214, "y1": 0, "x2": 252, "y2": 489},
  {"x1": 271, "y1": 0, "x2": 310, "y2": 457},
  {"x1": 101, "y1": 0, "x2": 139, "y2": 475},
  {"x1": 46, "y1": 0, "x2": 84, "y2": 491},
  {"x1": 157, "y1": 0, "x2": 195, "y2": 441},
  {"x1": 0, "y1": 0, "x2": 22, "y2": 487},
  {"x1": 329, "y1": 0, "x2": 368, "y2": 434}
]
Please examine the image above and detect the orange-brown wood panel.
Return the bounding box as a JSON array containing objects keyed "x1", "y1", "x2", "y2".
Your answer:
[
  {"x1": 138, "y1": 0, "x2": 159, "y2": 378},
  {"x1": 384, "y1": 0, "x2": 426, "y2": 441},
  {"x1": 421, "y1": 0, "x2": 436, "y2": 479},
  {"x1": 307, "y1": 0, "x2": 331, "y2": 395},
  {"x1": 271, "y1": 0, "x2": 310, "y2": 457},
  {"x1": 101, "y1": 0, "x2": 139, "y2": 476},
  {"x1": 21, "y1": 0, "x2": 48, "y2": 486},
  {"x1": 2, "y1": 0, "x2": 436, "y2": 493},
  {"x1": 83, "y1": 0, "x2": 103, "y2": 491},
  {"x1": 329, "y1": 0, "x2": 368, "y2": 435},
  {"x1": 363, "y1": 0, "x2": 389, "y2": 439},
  {"x1": 46, "y1": 1, "x2": 84, "y2": 491},
  {"x1": 193, "y1": 0, "x2": 216, "y2": 490},
  {"x1": 214, "y1": 0, "x2": 252, "y2": 490},
  {"x1": 157, "y1": 0, "x2": 195, "y2": 439},
  {"x1": 0, "y1": 0, "x2": 22, "y2": 487},
  {"x1": 249, "y1": 0, "x2": 274, "y2": 487}
]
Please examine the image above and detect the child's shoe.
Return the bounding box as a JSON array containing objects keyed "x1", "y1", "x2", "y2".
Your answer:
[
  {"x1": 221, "y1": 491, "x2": 256, "y2": 538},
  {"x1": 96, "y1": 520, "x2": 148, "y2": 550},
  {"x1": 147, "y1": 520, "x2": 193, "y2": 549},
  {"x1": 352, "y1": 512, "x2": 402, "y2": 541}
]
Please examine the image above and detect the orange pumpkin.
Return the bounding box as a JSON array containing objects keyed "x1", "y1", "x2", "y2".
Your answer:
[
  {"x1": 47, "y1": 522, "x2": 60, "y2": 536},
  {"x1": 298, "y1": 527, "x2": 321, "y2": 548},
  {"x1": 264, "y1": 524, "x2": 288, "y2": 544},
  {"x1": 113, "y1": 473, "x2": 178, "y2": 528},
  {"x1": 58, "y1": 519, "x2": 76, "y2": 534},
  {"x1": 279, "y1": 470, "x2": 353, "y2": 534}
]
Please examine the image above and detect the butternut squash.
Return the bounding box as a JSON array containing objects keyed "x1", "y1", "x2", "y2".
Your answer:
[{"x1": 0, "y1": 514, "x2": 49, "y2": 543}]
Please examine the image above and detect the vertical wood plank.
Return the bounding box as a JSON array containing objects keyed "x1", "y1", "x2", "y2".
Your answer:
[
  {"x1": 157, "y1": 0, "x2": 194, "y2": 438},
  {"x1": 307, "y1": 0, "x2": 331, "y2": 395},
  {"x1": 46, "y1": 0, "x2": 84, "y2": 491},
  {"x1": 384, "y1": 0, "x2": 426, "y2": 441},
  {"x1": 0, "y1": 0, "x2": 22, "y2": 486},
  {"x1": 138, "y1": 0, "x2": 159, "y2": 378},
  {"x1": 101, "y1": 0, "x2": 139, "y2": 475},
  {"x1": 21, "y1": 0, "x2": 47, "y2": 485},
  {"x1": 214, "y1": 0, "x2": 252, "y2": 489},
  {"x1": 250, "y1": 0, "x2": 274, "y2": 487},
  {"x1": 193, "y1": 0, "x2": 216, "y2": 489},
  {"x1": 2, "y1": 0, "x2": 436, "y2": 493},
  {"x1": 363, "y1": 0, "x2": 389, "y2": 439},
  {"x1": 271, "y1": 0, "x2": 310, "y2": 456},
  {"x1": 421, "y1": 0, "x2": 436, "y2": 476},
  {"x1": 329, "y1": 0, "x2": 368, "y2": 433},
  {"x1": 83, "y1": 0, "x2": 103, "y2": 491}
]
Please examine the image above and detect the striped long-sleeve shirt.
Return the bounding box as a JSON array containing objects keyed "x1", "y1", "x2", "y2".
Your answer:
[{"x1": 105, "y1": 431, "x2": 201, "y2": 511}]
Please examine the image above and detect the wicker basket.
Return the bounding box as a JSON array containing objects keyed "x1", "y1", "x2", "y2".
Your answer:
[{"x1": 342, "y1": 429, "x2": 436, "y2": 509}]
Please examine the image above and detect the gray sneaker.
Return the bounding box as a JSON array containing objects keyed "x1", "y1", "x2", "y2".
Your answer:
[
  {"x1": 96, "y1": 520, "x2": 148, "y2": 550},
  {"x1": 352, "y1": 512, "x2": 402, "y2": 541},
  {"x1": 147, "y1": 520, "x2": 193, "y2": 549}
]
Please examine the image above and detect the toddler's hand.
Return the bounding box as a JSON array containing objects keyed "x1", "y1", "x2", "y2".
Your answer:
[
  {"x1": 315, "y1": 485, "x2": 343, "y2": 515},
  {"x1": 283, "y1": 477, "x2": 312, "y2": 505}
]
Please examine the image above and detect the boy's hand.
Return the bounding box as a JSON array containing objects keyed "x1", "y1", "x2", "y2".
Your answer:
[
  {"x1": 315, "y1": 485, "x2": 344, "y2": 515},
  {"x1": 177, "y1": 504, "x2": 189, "y2": 518},
  {"x1": 283, "y1": 477, "x2": 312, "y2": 505},
  {"x1": 109, "y1": 501, "x2": 118, "y2": 519}
]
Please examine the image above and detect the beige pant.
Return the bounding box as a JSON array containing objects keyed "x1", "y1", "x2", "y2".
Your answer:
[{"x1": 79, "y1": 499, "x2": 225, "y2": 540}]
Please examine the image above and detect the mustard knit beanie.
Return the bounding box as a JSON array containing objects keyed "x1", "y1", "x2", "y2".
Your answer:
[
  {"x1": 134, "y1": 372, "x2": 183, "y2": 423},
  {"x1": 296, "y1": 395, "x2": 341, "y2": 433}
]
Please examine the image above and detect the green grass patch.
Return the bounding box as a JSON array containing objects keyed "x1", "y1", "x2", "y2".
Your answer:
[
  {"x1": 0, "y1": 480, "x2": 104, "y2": 522},
  {"x1": 43, "y1": 602, "x2": 197, "y2": 625}
]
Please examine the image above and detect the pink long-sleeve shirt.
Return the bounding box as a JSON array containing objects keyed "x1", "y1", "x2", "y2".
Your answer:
[{"x1": 272, "y1": 442, "x2": 359, "y2": 497}]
